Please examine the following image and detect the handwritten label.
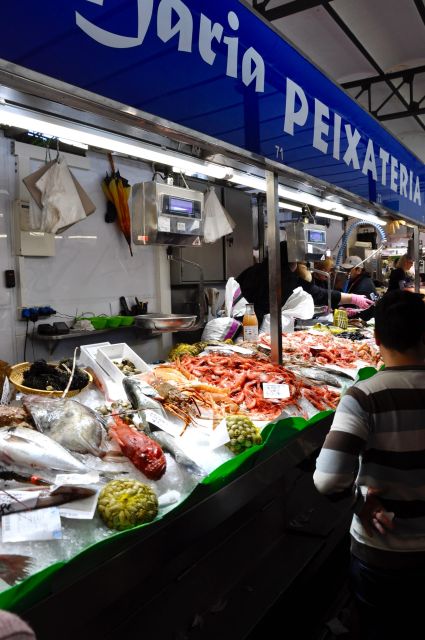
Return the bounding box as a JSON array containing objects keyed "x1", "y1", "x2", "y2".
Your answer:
[
  {"x1": 0, "y1": 490, "x2": 39, "y2": 516},
  {"x1": 210, "y1": 418, "x2": 230, "y2": 450},
  {"x1": 262, "y1": 383, "x2": 291, "y2": 399},
  {"x1": 2, "y1": 507, "x2": 62, "y2": 542},
  {"x1": 144, "y1": 409, "x2": 181, "y2": 437}
]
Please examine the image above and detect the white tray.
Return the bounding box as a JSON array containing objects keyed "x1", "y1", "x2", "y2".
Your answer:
[{"x1": 96, "y1": 343, "x2": 152, "y2": 384}]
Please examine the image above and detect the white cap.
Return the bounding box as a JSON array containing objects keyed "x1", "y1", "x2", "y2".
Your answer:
[{"x1": 341, "y1": 255, "x2": 363, "y2": 270}]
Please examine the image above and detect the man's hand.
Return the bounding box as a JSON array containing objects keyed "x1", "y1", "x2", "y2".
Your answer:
[{"x1": 358, "y1": 487, "x2": 395, "y2": 537}]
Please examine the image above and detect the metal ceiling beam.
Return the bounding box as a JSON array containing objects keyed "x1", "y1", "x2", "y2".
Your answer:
[
  {"x1": 253, "y1": 0, "x2": 334, "y2": 22},
  {"x1": 342, "y1": 65, "x2": 425, "y2": 122},
  {"x1": 324, "y1": 3, "x2": 425, "y2": 133}
]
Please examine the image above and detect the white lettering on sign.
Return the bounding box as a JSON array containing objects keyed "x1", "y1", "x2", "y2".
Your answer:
[
  {"x1": 282, "y1": 77, "x2": 422, "y2": 207},
  {"x1": 76, "y1": 1, "x2": 265, "y2": 92},
  {"x1": 75, "y1": 3, "x2": 422, "y2": 207}
]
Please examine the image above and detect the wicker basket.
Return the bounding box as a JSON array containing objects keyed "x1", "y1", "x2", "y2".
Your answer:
[{"x1": 9, "y1": 362, "x2": 93, "y2": 398}]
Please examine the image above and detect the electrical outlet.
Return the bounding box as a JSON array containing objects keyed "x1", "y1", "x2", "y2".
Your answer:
[{"x1": 20, "y1": 306, "x2": 56, "y2": 321}]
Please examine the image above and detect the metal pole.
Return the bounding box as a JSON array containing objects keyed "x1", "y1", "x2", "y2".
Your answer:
[
  {"x1": 266, "y1": 171, "x2": 282, "y2": 364},
  {"x1": 413, "y1": 225, "x2": 420, "y2": 293}
]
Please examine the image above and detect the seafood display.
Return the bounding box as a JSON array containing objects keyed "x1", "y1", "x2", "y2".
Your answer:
[
  {"x1": 112, "y1": 358, "x2": 143, "y2": 376},
  {"x1": 109, "y1": 415, "x2": 167, "y2": 480},
  {"x1": 0, "y1": 426, "x2": 86, "y2": 479},
  {"x1": 22, "y1": 359, "x2": 89, "y2": 392},
  {"x1": 23, "y1": 396, "x2": 107, "y2": 456},
  {"x1": 0, "y1": 328, "x2": 379, "y2": 590}
]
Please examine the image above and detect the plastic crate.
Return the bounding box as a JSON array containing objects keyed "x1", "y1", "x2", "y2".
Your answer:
[{"x1": 96, "y1": 343, "x2": 152, "y2": 383}]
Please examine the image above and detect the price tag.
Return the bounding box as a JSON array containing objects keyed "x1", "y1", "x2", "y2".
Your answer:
[
  {"x1": 59, "y1": 489, "x2": 99, "y2": 520},
  {"x1": 210, "y1": 418, "x2": 230, "y2": 450},
  {"x1": 158, "y1": 215, "x2": 171, "y2": 232},
  {"x1": 262, "y1": 383, "x2": 291, "y2": 399},
  {"x1": 2, "y1": 507, "x2": 62, "y2": 542},
  {"x1": 144, "y1": 409, "x2": 181, "y2": 437}
]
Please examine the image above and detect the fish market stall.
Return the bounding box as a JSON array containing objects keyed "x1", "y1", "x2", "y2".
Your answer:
[{"x1": 0, "y1": 329, "x2": 381, "y2": 637}]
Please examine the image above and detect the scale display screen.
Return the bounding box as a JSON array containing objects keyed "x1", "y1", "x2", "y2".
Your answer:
[
  {"x1": 307, "y1": 229, "x2": 326, "y2": 243},
  {"x1": 162, "y1": 195, "x2": 201, "y2": 218}
]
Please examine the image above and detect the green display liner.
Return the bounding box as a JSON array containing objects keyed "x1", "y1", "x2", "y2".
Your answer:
[{"x1": 0, "y1": 366, "x2": 378, "y2": 613}]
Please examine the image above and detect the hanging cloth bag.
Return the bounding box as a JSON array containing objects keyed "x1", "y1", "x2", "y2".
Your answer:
[{"x1": 35, "y1": 155, "x2": 87, "y2": 233}]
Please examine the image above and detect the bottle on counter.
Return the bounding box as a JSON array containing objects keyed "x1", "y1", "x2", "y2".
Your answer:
[{"x1": 242, "y1": 303, "x2": 259, "y2": 342}]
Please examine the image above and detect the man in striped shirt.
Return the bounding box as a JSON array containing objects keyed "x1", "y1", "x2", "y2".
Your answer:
[{"x1": 314, "y1": 290, "x2": 425, "y2": 639}]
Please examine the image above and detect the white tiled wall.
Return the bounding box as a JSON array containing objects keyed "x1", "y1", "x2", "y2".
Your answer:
[{"x1": 0, "y1": 135, "x2": 172, "y2": 365}]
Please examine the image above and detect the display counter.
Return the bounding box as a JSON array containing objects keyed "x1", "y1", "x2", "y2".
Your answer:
[{"x1": 4, "y1": 410, "x2": 353, "y2": 639}]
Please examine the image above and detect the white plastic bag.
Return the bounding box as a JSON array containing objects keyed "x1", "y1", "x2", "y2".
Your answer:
[
  {"x1": 201, "y1": 317, "x2": 241, "y2": 341},
  {"x1": 203, "y1": 187, "x2": 235, "y2": 244},
  {"x1": 36, "y1": 155, "x2": 86, "y2": 233},
  {"x1": 259, "y1": 287, "x2": 314, "y2": 334},
  {"x1": 224, "y1": 277, "x2": 248, "y2": 318}
]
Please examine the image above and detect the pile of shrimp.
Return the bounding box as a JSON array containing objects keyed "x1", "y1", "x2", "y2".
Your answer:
[
  {"x1": 174, "y1": 353, "x2": 340, "y2": 420},
  {"x1": 258, "y1": 331, "x2": 380, "y2": 368}
]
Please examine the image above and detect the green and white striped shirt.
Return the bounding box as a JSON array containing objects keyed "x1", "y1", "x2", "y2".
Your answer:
[{"x1": 314, "y1": 366, "x2": 425, "y2": 568}]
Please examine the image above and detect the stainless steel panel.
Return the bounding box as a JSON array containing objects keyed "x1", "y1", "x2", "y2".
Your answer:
[{"x1": 223, "y1": 188, "x2": 253, "y2": 278}]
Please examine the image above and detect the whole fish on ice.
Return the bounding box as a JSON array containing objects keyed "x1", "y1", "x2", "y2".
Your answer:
[
  {"x1": 0, "y1": 425, "x2": 86, "y2": 476},
  {"x1": 289, "y1": 367, "x2": 344, "y2": 388},
  {"x1": 23, "y1": 395, "x2": 107, "y2": 456},
  {"x1": 124, "y1": 378, "x2": 205, "y2": 478}
]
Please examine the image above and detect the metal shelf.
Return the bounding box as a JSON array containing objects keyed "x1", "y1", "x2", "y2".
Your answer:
[{"x1": 31, "y1": 325, "x2": 159, "y2": 354}]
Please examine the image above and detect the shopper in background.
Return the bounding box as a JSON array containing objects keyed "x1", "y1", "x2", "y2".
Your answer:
[
  {"x1": 387, "y1": 253, "x2": 414, "y2": 291},
  {"x1": 235, "y1": 241, "x2": 374, "y2": 326},
  {"x1": 313, "y1": 290, "x2": 425, "y2": 639}
]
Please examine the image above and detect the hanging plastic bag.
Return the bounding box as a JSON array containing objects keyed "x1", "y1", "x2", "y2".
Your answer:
[
  {"x1": 260, "y1": 287, "x2": 314, "y2": 333},
  {"x1": 203, "y1": 187, "x2": 236, "y2": 244},
  {"x1": 35, "y1": 155, "x2": 87, "y2": 233},
  {"x1": 224, "y1": 277, "x2": 248, "y2": 318}
]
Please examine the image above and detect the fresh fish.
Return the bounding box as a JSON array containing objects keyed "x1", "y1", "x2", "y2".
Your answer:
[
  {"x1": 23, "y1": 395, "x2": 107, "y2": 456},
  {"x1": 0, "y1": 555, "x2": 31, "y2": 585},
  {"x1": 292, "y1": 367, "x2": 344, "y2": 388},
  {"x1": 145, "y1": 427, "x2": 205, "y2": 478},
  {"x1": 123, "y1": 377, "x2": 168, "y2": 417},
  {"x1": 0, "y1": 426, "x2": 86, "y2": 476},
  {"x1": 124, "y1": 379, "x2": 205, "y2": 478}
]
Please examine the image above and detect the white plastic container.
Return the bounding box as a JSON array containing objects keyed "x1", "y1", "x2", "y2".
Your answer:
[{"x1": 96, "y1": 343, "x2": 152, "y2": 384}]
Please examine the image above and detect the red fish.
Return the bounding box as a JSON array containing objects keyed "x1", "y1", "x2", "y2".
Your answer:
[{"x1": 109, "y1": 416, "x2": 166, "y2": 480}]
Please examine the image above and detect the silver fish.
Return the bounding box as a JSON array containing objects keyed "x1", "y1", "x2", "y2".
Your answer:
[
  {"x1": 124, "y1": 379, "x2": 204, "y2": 477},
  {"x1": 292, "y1": 367, "x2": 344, "y2": 388},
  {"x1": 123, "y1": 377, "x2": 168, "y2": 418},
  {"x1": 23, "y1": 395, "x2": 106, "y2": 456},
  {"x1": 0, "y1": 426, "x2": 86, "y2": 475},
  {"x1": 144, "y1": 427, "x2": 205, "y2": 478}
]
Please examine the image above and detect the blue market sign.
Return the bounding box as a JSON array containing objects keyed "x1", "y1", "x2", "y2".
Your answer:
[{"x1": 1, "y1": 0, "x2": 424, "y2": 222}]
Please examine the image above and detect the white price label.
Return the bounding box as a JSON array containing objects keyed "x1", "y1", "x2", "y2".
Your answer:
[
  {"x1": 210, "y1": 418, "x2": 230, "y2": 450},
  {"x1": 54, "y1": 472, "x2": 100, "y2": 485},
  {"x1": 177, "y1": 222, "x2": 186, "y2": 231},
  {"x1": 158, "y1": 215, "x2": 171, "y2": 232},
  {"x1": 144, "y1": 409, "x2": 181, "y2": 437},
  {"x1": 262, "y1": 383, "x2": 291, "y2": 399},
  {"x1": 2, "y1": 507, "x2": 62, "y2": 542}
]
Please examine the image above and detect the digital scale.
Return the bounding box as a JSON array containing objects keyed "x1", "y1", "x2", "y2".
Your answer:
[
  {"x1": 132, "y1": 182, "x2": 204, "y2": 246},
  {"x1": 285, "y1": 222, "x2": 327, "y2": 262}
]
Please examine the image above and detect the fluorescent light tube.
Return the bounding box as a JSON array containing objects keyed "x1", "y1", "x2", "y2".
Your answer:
[
  {"x1": 315, "y1": 211, "x2": 343, "y2": 221},
  {"x1": 279, "y1": 202, "x2": 303, "y2": 212}
]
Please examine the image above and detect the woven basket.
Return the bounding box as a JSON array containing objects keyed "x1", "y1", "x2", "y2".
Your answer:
[{"x1": 9, "y1": 362, "x2": 93, "y2": 398}]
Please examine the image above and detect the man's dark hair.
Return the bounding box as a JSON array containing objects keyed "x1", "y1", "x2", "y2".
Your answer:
[{"x1": 375, "y1": 290, "x2": 425, "y2": 351}]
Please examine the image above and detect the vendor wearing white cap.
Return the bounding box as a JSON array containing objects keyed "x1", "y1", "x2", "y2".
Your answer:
[
  {"x1": 340, "y1": 255, "x2": 377, "y2": 320},
  {"x1": 341, "y1": 255, "x2": 377, "y2": 299}
]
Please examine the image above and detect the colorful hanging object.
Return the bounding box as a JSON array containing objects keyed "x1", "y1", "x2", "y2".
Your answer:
[{"x1": 102, "y1": 153, "x2": 133, "y2": 256}]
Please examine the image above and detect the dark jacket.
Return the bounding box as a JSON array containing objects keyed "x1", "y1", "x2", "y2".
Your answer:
[
  {"x1": 236, "y1": 242, "x2": 342, "y2": 325},
  {"x1": 340, "y1": 272, "x2": 376, "y2": 321},
  {"x1": 387, "y1": 267, "x2": 413, "y2": 291}
]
